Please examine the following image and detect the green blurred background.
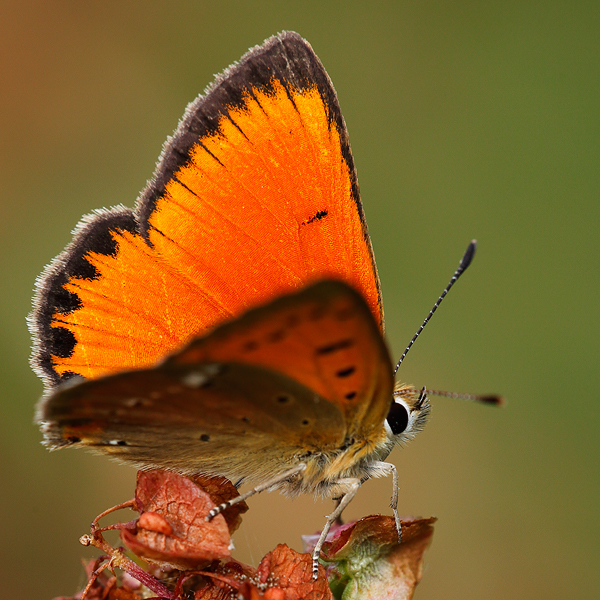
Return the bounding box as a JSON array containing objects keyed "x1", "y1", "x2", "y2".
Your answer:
[{"x1": 1, "y1": 1, "x2": 598, "y2": 598}]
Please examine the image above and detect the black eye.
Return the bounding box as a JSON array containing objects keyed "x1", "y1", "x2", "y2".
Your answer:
[{"x1": 387, "y1": 400, "x2": 409, "y2": 435}]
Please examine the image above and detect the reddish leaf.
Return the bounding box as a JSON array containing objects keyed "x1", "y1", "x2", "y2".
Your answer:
[
  {"x1": 189, "y1": 475, "x2": 248, "y2": 533},
  {"x1": 315, "y1": 515, "x2": 436, "y2": 600},
  {"x1": 121, "y1": 470, "x2": 234, "y2": 570},
  {"x1": 194, "y1": 585, "x2": 237, "y2": 600},
  {"x1": 137, "y1": 511, "x2": 174, "y2": 535},
  {"x1": 257, "y1": 545, "x2": 332, "y2": 600},
  {"x1": 191, "y1": 546, "x2": 331, "y2": 600},
  {"x1": 192, "y1": 575, "x2": 242, "y2": 600},
  {"x1": 181, "y1": 561, "x2": 258, "y2": 600}
]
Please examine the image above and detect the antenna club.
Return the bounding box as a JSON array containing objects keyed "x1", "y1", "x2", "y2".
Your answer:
[
  {"x1": 459, "y1": 240, "x2": 477, "y2": 271},
  {"x1": 480, "y1": 395, "x2": 505, "y2": 406}
]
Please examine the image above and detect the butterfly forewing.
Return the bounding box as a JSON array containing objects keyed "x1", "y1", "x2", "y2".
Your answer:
[{"x1": 30, "y1": 32, "x2": 382, "y2": 389}]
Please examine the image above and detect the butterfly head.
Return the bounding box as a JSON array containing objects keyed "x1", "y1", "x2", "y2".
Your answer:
[{"x1": 385, "y1": 384, "x2": 431, "y2": 446}]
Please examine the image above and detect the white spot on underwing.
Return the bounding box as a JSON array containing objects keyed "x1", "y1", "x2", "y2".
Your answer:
[
  {"x1": 181, "y1": 371, "x2": 208, "y2": 388},
  {"x1": 181, "y1": 364, "x2": 221, "y2": 388}
]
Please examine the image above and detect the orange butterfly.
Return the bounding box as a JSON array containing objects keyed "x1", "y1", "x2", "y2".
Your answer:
[{"x1": 30, "y1": 32, "x2": 496, "y2": 577}]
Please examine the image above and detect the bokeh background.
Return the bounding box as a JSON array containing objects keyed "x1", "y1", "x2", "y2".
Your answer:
[{"x1": 1, "y1": 1, "x2": 598, "y2": 599}]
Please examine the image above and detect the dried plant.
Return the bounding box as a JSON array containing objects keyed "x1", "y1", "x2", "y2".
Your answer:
[{"x1": 53, "y1": 471, "x2": 434, "y2": 600}]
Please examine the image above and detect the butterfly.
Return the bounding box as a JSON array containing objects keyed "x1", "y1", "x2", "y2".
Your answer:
[{"x1": 30, "y1": 31, "x2": 491, "y2": 577}]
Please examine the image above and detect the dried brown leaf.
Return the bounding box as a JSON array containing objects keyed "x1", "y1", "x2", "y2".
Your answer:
[
  {"x1": 121, "y1": 470, "x2": 233, "y2": 570},
  {"x1": 191, "y1": 546, "x2": 331, "y2": 600},
  {"x1": 188, "y1": 474, "x2": 248, "y2": 533},
  {"x1": 257, "y1": 544, "x2": 332, "y2": 600}
]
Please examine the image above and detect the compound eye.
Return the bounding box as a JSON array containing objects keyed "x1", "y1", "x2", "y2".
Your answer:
[{"x1": 386, "y1": 399, "x2": 410, "y2": 435}]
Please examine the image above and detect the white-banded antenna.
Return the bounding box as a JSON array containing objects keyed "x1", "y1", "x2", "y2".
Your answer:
[{"x1": 394, "y1": 240, "x2": 477, "y2": 376}]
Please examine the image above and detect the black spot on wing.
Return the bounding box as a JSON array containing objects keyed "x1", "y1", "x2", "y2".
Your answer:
[
  {"x1": 302, "y1": 209, "x2": 328, "y2": 225},
  {"x1": 47, "y1": 326, "x2": 77, "y2": 359},
  {"x1": 59, "y1": 370, "x2": 81, "y2": 384},
  {"x1": 336, "y1": 366, "x2": 356, "y2": 378},
  {"x1": 315, "y1": 338, "x2": 354, "y2": 355},
  {"x1": 266, "y1": 329, "x2": 286, "y2": 343},
  {"x1": 242, "y1": 340, "x2": 259, "y2": 352}
]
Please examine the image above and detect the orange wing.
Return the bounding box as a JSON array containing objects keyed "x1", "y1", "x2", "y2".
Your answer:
[{"x1": 30, "y1": 32, "x2": 381, "y2": 390}]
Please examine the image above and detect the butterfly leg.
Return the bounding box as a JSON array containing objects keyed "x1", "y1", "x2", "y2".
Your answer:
[
  {"x1": 331, "y1": 496, "x2": 345, "y2": 525},
  {"x1": 370, "y1": 460, "x2": 402, "y2": 543},
  {"x1": 311, "y1": 477, "x2": 361, "y2": 579},
  {"x1": 206, "y1": 463, "x2": 307, "y2": 520}
]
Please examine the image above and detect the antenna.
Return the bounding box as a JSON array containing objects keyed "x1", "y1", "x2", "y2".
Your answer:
[
  {"x1": 396, "y1": 385, "x2": 504, "y2": 407},
  {"x1": 427, "y1": 388, "x2": 504, "y2": 406},
  {"x1": 393, "y1": 240, "x2": 477, "y2": 376}
]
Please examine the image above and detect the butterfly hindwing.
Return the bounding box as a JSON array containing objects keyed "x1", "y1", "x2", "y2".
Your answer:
[
  {"x1": 38, "y1": 281, "x2": 394, "y2": 476},
  {"x1": 39, "y1": 362, "x2": 346, "y2": 481}
]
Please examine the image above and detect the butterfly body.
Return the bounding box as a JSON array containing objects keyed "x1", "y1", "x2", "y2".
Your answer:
[{"x1": 30, "y1": 32, "x2": 437, "y2": 576}]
